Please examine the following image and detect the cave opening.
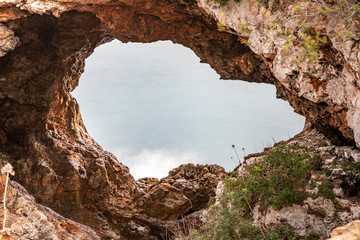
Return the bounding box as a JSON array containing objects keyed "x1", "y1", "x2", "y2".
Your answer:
[
  {"x1": 0, "y1": 6, "x2": 357, "y2": 239},
  {"x1": 72, "y1": 39, "x2": 305, "y2": 179}
]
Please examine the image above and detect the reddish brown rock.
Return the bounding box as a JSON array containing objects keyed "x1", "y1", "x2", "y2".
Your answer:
[
  {"x1": 135, "y1": 183, "x2": 192, "y2": 221},
  {"x1": 0, "y1": 1, "x2": 267, "y2": 238},
  {"x1": 136, "y1": 177, "x2": 160, "y2": 193},
  {"x1": 0, "y1": 128, "x2": 6, "y2": 145},
  {"x1": 0, "y1": 0, "x2": 359, "y2": 239},
  {"x1": 161, "y1": 164, "x2": 226, "y2": 211}
]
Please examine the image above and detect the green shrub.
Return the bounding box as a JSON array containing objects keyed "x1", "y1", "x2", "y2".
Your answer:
[
  {"x1": 342, "y1": 160, "x2": 360, "y2": 174},
  {"x1": 318, "y1": 178, "x2": 335, "y2": 200},
  {"x1": 177, "y1": 145, "x2": 319, "y2": 240},
  {"x1": 182, "y1": 216, "x2": 300, "y2": 240},
  {"x1": 224, "y1": 145, "x2": 319, "y2": 210}
]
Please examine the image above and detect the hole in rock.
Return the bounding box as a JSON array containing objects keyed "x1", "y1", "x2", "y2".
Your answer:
[{"x1": 72, "y1": 40, "x2": 305, "y2": 179}]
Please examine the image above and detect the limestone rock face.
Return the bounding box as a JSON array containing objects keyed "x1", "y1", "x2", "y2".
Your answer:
[
  {"x1": 0, "y1": 23, "x2": 19, "y2": 57},
  {"x1": 3, "y1": 181, "x2": 100, "y2": 240},
  {"x1": 242, "y1": 124, "x2": 360, "y2": 239},
  {"x1": 199, "y1": 0, "x2": 360, "y2": 147},
  {"x1": 133, "y1": 164, "x2": 226, "y2": 222},
  {"x1": 329, "y1": 220, "x2": 360, "y2": 240},
  {"x1": 253, "y1": 202, "x2": 334, "y2": 237},
  {"x1": 0, "y1": 0, "x2": 359, "y2": 239}
]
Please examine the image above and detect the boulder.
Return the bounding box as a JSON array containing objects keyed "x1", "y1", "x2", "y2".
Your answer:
[
  {"x1": 135, "y1": 183, "x2": 192, "y2": 221},
  {"x1": 161, "y1": 164, "x2": 226, "y2": 211}
]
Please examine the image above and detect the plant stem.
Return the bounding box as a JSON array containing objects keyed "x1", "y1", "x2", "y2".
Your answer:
[
  {"x1": 233, "y1": 146, "x2": 242, "y2": 164},
  {"x1": 238, "y1": 179, "x2": 266, "y2": 239},
  {"x1": 2, "y1": 173, "x2": 9, "y2": 231}
]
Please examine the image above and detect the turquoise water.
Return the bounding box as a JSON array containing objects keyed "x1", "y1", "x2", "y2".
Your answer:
[{"x1": 72, "y1": 40, "x2": 305, "y2": 179}]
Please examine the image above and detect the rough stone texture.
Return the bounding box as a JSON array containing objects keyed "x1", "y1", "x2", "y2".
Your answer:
[
  {"x1": 0, "y1": 1, "x2": 271, "y2": 239},
  {"x1": 135, "y1": 183, "x2": 192, "y2": 221},
  {"x1": 238, "y1": 124, "x2": 360, "y2": 239},
  {"x1": 0, "y1": 0, "x2": 271, "y2": 82},
  {"x1": 1, "y1": 180, "x2": 100, "y2": 240},
  {"x1": 133, "y1": 164, "x2": 226, "y2": 221},
  {"x1": 0, "y1": 0, "x2": 359, "y2": 239},
  {"x1": 161, "y1": 164, "x2": 226, "y2": 212},
  {"x1": 254, "y1": 204, "x2": 333, "y2": 237},
  {"x1": 0, "y1": 23, "x2": 19, "y2": 57},
  {"x1": 199, "y1": 0, "x2": 360, "y2": 147},
  {"x1": 329, "y1": 220, "x2": 360, "y2": 240},
  {"x1": 124, "y1": 164, "x2": 225, "y2": 237},
  {"x1": 130, "y1": 211, "x2": 204, "y2": 240}
]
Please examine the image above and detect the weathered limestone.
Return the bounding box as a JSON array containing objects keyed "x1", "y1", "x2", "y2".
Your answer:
[
  {"x1": 0, "y1": 0, "x2": 359, "y2": 239},
  {"x1": 199, "y1": 0, "x2": 360, "y2": 147},
  {"x1": 240, "y1": 125, "x2": 360, "y2": 239},
  {"x1": 2, "y1": 180, "x2": 100, "y2": 240}
]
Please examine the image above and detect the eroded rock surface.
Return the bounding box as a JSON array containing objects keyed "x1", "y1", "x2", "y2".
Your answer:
[
  {"x1": 0, "y1": 23, "x2": 18, "y2": 57},
  {"x1": 0, "y1": 0, "x2": 359, "y2": 239},
  {"x1": 0, "y1": 1, "x2": 256, "y2": 238},
  {"x1": 238, "y1": 124, "x2": 360, "y2": 239},
  {"x1": 1, "y1": 180, "x2": 100, "y2": 240},
  {"x1": 134, "y1": 164, "x2": 226, "y2": 220},
  {"x1": 135, "y1": 183, "x2": 192, "y2": 221},
  {"x1": 161, "y1": 164, "x2": 226, "y2": 212},
  {"x1": 199, "y1": 0, "x2": 360, "y2": 147}
]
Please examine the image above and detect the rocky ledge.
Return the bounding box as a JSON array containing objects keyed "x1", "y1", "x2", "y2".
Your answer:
[
  {"x1": 0, "y1": 0, "x2": 359, "y2": 239},
  {"x1": 250, "y1": 124, "x2": 360, "y2": 239},
  {"x1": 0, "y1": 162, "x2": 224, "y2": 239},
  {"x1": 183, "y1": 123, "x2": 360, "y2": 239}
]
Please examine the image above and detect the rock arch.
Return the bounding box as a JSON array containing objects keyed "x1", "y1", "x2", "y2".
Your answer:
[
  {"x1": 0, "y1": 0, "x2": 358, "y2": 239},
  {"x1": 0, "y1": 2, "x2": 270, "y2": 238}
]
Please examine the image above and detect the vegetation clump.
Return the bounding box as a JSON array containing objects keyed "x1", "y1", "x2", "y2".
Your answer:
[
  {"x1": 317, "y1": 178, "x2": 336, "y2": 200},
  {"x1": 177, "y1": 145, "x2": 322, "y2": 240},
  {"x1": 224, "y1": 145, "x2": 320, "y2": 210},
  {"x1": 342, "y1": 160, "x2": 360, "y2": 174}
]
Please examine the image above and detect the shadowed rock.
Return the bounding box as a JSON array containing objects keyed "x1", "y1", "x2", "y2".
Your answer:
[{"x1": 0, "y1": 0, "x2": 359, "y2": 239}]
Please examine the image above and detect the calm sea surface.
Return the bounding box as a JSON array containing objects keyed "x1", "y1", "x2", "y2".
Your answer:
[{"x1": 72, "y1": 40, "x2": 305, "y2": 179}]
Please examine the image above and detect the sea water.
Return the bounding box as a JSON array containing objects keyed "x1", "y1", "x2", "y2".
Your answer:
[{"x1": 72, "y1": 40, "x2": 305, "y2": 179}]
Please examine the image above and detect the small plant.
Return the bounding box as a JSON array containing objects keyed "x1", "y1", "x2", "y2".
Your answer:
[
  {"x1": 176, "y1": 145, "x2": 320, "y2": 239},
  {"x1": 0, "y1": 163, "x2": 14, "y2": 237},
  {"x1": 70, "y1": 129, "x2": 77, "y2": 136},
  {"x1": 224, "y1": 145, "x2": 319, "y2": 210},
  {"x1": 317, "y1": 178, "x2": 335, "y2": 200},
  {"x1": 217, "y1": 14, "x2": 253, "y2": 41},
  {"x1": 231, "y1": 145, "x2": 243, "y2": 164},
  {"x1": 342, "y1": 160, "x2": 360, "y2": 173}
]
